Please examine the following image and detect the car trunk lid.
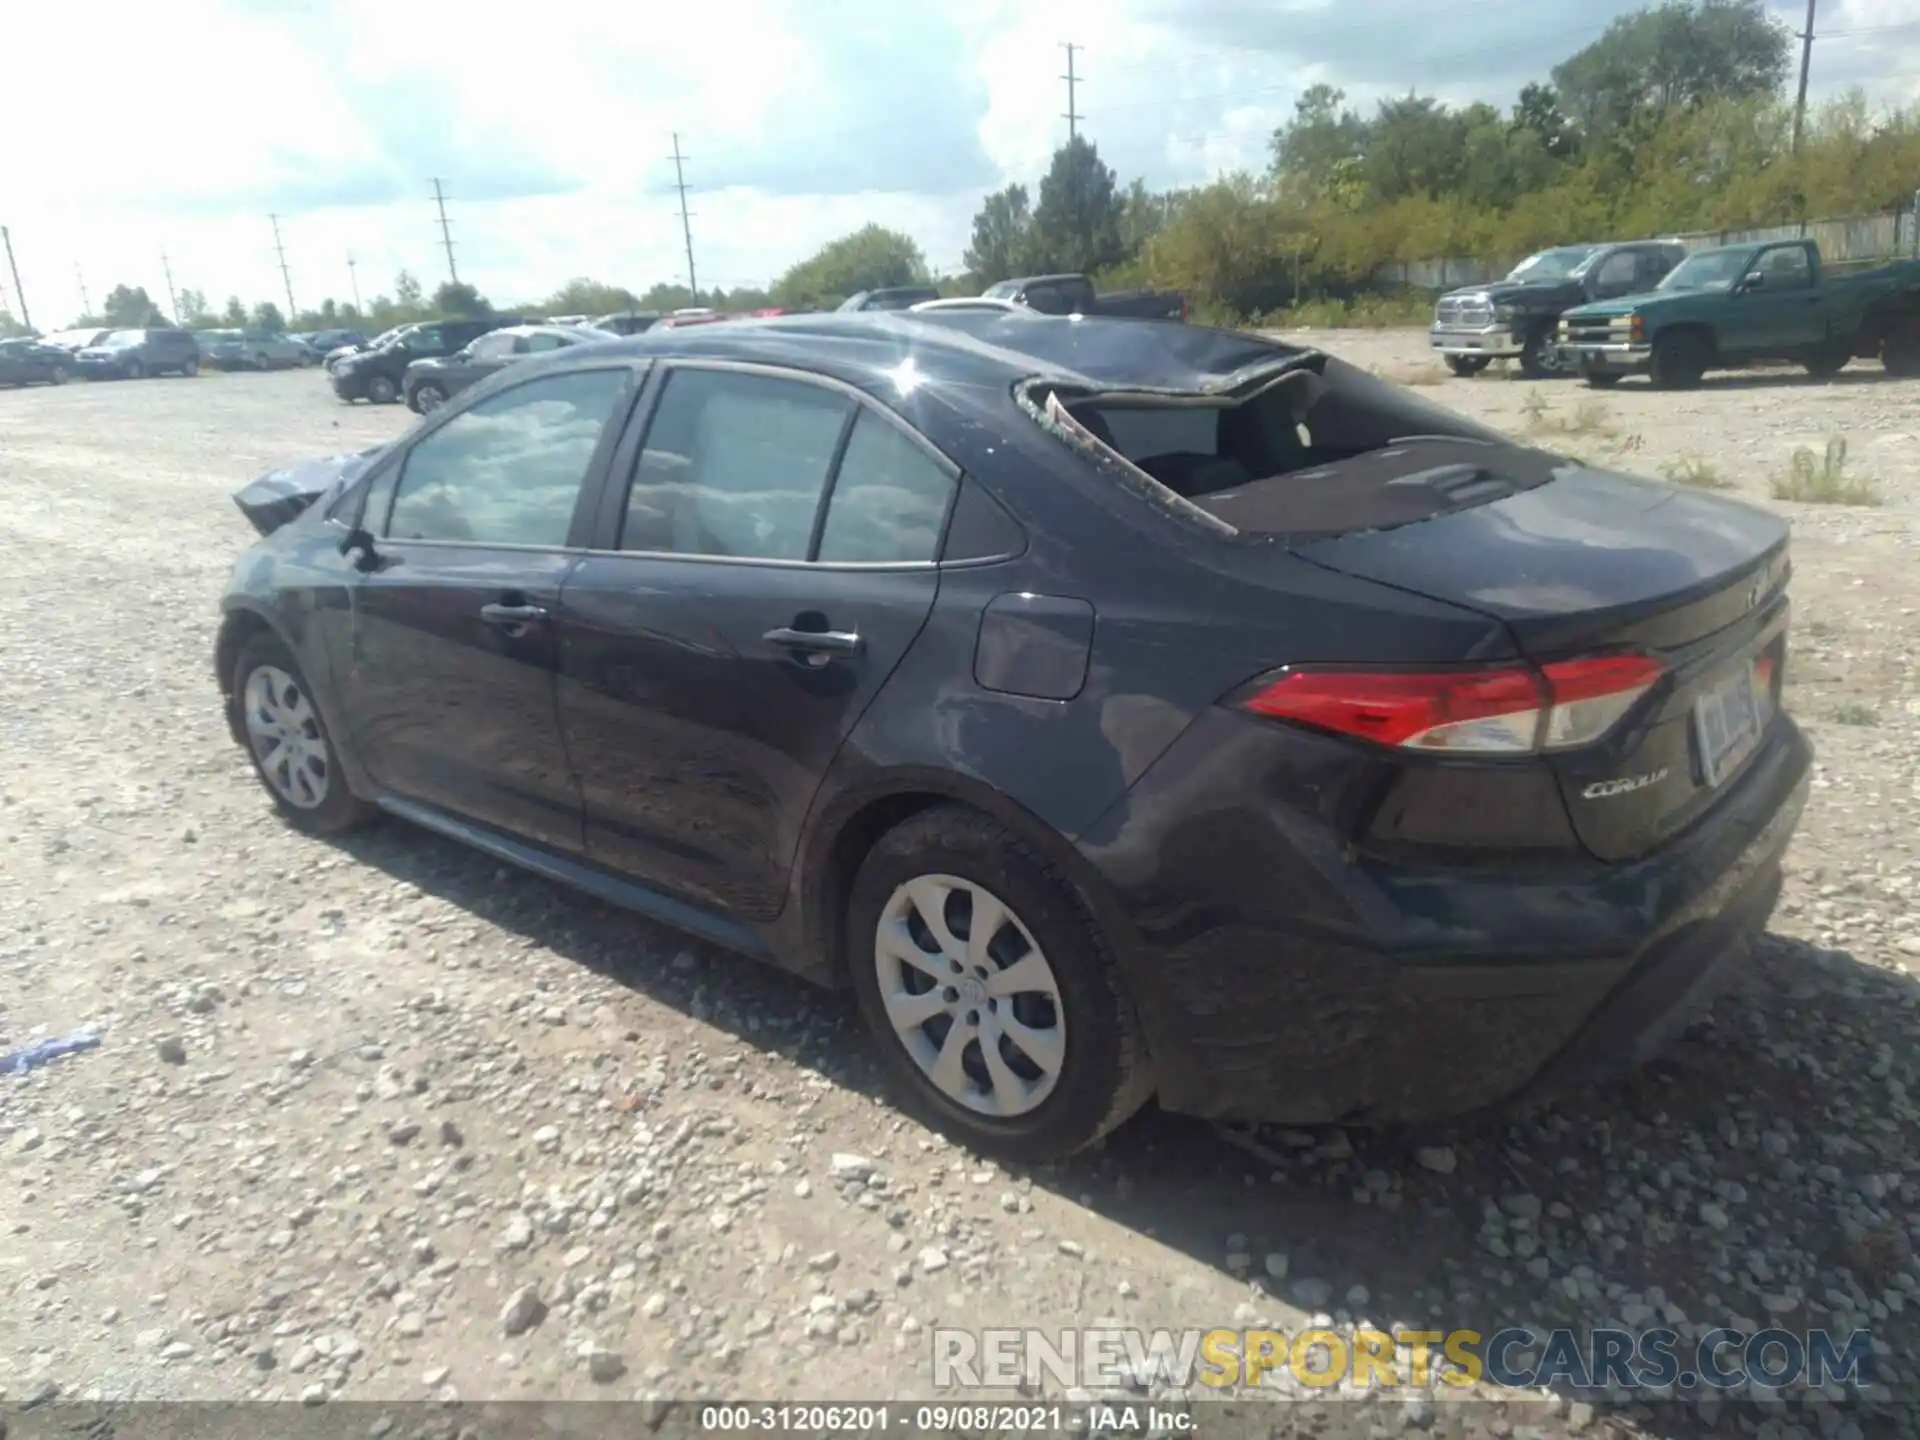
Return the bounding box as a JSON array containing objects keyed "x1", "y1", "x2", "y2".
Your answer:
[{"x1": 1289, "y1": 465, "x2": 1791, "y2": 860}]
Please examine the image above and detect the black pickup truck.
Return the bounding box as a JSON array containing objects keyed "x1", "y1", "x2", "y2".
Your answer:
[{"x1": 982, "y1": 272, "x2": 1186, "y2": 321}]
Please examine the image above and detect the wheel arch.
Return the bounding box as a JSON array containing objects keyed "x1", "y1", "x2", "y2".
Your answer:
[
  {"x1": 785, "y1": 767, "x2": 1142, "y2": 998},
  {"x1": 215, "y1": 604, "x2": 279, "y2": 739},
  {"x1": 1653, "y1": 320, "x2": 1719, "y2": 360}
]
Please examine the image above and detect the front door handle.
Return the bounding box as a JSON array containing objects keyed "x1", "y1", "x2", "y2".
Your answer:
[
  {"x1": 480, "y1": 602, "x2": 550, "y2": 629},
  {"x1": 763, "y1": 625, "x2": 863, "y2": 658}
]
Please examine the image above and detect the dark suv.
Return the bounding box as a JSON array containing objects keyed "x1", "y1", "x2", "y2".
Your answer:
[
  {"x1": 73, "y1": 328, "x2": 202, "y2": 380},
  {"x1": 328, "y1": 317, "x2": 528, "y2": 404}
]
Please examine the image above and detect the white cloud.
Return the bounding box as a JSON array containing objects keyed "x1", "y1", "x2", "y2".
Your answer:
[{"x1": 3, "y1": 0, "x2": 1916, "y2": 329}]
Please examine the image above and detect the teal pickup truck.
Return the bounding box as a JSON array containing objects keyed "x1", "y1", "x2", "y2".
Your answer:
[{"x1": 1557, "y1": 239, "x2": 1920, "y2": 389}]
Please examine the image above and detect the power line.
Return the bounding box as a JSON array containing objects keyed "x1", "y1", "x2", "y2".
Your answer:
[
  {"x1": 268, "y1": 214, "x2": 296, "y2": 318},
  {"x1": 1, "y1": 227, "x2": 28, "y2": 331},
  {"x1": 669, "y1": 133, "x2": 698, "y2": 294},
  {"x1": 1792, "y1": 0, "x2": 1817, "y2": 154},
  {"x1": 431, "y1": 178, "x2": 459, "y2": 283},
  {"x1": 1061, "y1": 42, "x2": 1082, "y2": 142},
  {"x1": 161, "y1": 252, "x2": 179, "y2": 326}
]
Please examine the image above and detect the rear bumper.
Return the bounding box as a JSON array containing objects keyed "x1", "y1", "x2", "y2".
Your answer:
[
  {"x1": 1074, "y1": 708, "x2": 1812, "y2": 1126},
  {"x1": 1429, "y1": 323, "x2": 1523, "y2": 359}
]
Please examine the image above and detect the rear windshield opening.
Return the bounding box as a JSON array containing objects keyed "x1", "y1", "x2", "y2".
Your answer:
[{"x1": 1031, "y1": 357, "x2": 1543, "y2": 539}]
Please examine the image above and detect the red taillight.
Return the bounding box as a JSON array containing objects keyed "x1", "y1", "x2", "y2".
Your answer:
[{"x1": 1238, "y1": 655, "x2": 1663, "y2": 755}]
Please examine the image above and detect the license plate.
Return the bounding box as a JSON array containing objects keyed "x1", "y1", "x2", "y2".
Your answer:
[{"x1": 1693, "y1": 661, "x2": 1767, "y2": 787}]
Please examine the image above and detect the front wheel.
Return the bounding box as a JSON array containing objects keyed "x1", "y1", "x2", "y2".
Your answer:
[
  {"x1": 1518, "y1": 328, "x2": 1570, "y2": 380},
  {"x1": 366, "y1": 374, "x2": 399, "y2": 405},
  {"x1": 181, "y1": 357, "x2": 200, "y2": 378},
  {"x1": 1803, "y1": 341, "x2": 1851, "y2": 379},
  {"x1": 413, "y1": 382, "x2": 448, "y2": 413},
  {"x1": 1444, "y1": 355, "x2": 1491, "y2": 377},
  {"x1": 845, "y1": 805, "x2": 1152, "y2": 1163},
  {"x1": 49, "y1": 365, "x2": 70, "y2": 386},
  {"x1": 1649, "y1": 331, "x2": 1709, "y2": 390},
  {"x1": 231, "y1": 632, "x2": 373, "y2": 836},
  {"x1": 123, "y1": 359, "x2": 145, "y2": 380}
]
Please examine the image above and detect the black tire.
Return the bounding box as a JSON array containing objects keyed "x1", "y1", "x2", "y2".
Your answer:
[
  {"x1": 230, "y1": 631, "x2": 374, "y2": 837},
  {"x1": 1882, "y1": 329, "x2": 1920, "y2": 378},
  {"x1": 123, "y1": 359, "x2": 145, "y2": 381},
  {"x1": 1444, "y1": 355, "x2": 1491, "y2": 377},
  {"x1": 1803, "y1": 341, "x2": 1851, "y2": 379},
  {"x1": 366, "y1": 373, "x2": 399, "y2": 405},
  {"x1": 1518, "y1": 327, "x2": 1569, "y2": 380},
  {"x1": 49, "y1": 364, "x2": 70, "y2": 386},
  {"x1": 181, "y1": 357, "x2": 200, "y2": 378},
  {"x1": 1582, "y1": 369, "x2": 1624, "y2": 389},
  {"x1": 844, "y1": 804, "x2": 1153, "y2": 1163},
  {"x1": 1649, "y1": 331, "x2": 1709, "y2": 390},
  {"x1": 254, "y1": 352, "x2": 273, "y2": 371},
  {"x1": 413, "y1": 381, "x2": 448, "y2": 413}
]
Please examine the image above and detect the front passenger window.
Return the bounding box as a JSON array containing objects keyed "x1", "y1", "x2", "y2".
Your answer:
[{"x1": 383, "y1": 369, "x2": 630, "y2": 545}]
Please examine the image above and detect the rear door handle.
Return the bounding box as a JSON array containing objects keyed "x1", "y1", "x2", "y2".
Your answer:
[
  {"x1": 480, "y1": 602, "x2": 549, "y2": 627},
  {"x1": 763, "y1": 626, "x2": 863, "y2": 657}
]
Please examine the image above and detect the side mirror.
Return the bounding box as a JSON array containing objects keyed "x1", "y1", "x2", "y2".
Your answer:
[
  {"x1": 1736, "y1": 273, "x2": 1765, "y2": 294},
  {"x1": 338, "y1": 526, "x2": 380, "y2": 572}
]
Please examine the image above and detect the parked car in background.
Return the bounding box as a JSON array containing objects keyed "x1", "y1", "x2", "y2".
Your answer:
[
  {"x1": 0, "y1": 337, "x2": 76, "y2": 386},
  {"x1": 218, "y1": 311, "x2": 1807, "y2": 1161},
  {"x1": 402, "y1": 324, "x2": 608, "y2": 412},
  {"x1": 1430, "y1": 241, "x2": 1688, "y2": 379},
  {"x1": 546, "y1": 313, "x2": 592, "y2": 327},
  {"x1": 200, "y1": 329, "x2": 317, "y2": 371},
  {"x1": 73, "y1": 328, "x2": 201, "y2": 379},
  {"x1": 324, "y1": 327, "x2": 402, "y2": 372},
  {"x1": 838, "y1": 286, "x2": 941, "y2": 312},
  {"x1": 909, "y1": 297, "x2": 1024, "y2": 315},
  {"x1": 591, "y1": 312, "x2": 660, "y2": 335},
  {"x1": 329, "y1": 317, "x2": 530, "y2": 403},
  {"x1": 981, "y1": 272, "x2": 1187, "y2": 321},
  {"x1": 41, "y1": 328, "x2": 111, "y2": 353},
  {"x1": 1560, "y1": 240, "x2": 1920, "y2": 388}
]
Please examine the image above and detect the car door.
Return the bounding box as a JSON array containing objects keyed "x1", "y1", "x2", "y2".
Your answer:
[
  {"x1": 555, "y1": 363, "x2": 955, "y2": 919},
  {"x1": 335, "y1": 362, "x2": 645, "y2": 850},
  {"x1": 1726, "y1": 245, "x2": 1823, "y2": 353}
]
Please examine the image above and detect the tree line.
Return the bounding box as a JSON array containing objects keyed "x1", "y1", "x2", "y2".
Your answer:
[{"x1": 6, "y1": 0, "x2": 1918, "y2": 340}]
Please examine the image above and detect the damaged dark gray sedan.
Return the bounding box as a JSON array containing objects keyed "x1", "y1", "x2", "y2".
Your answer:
[{"x1": 217, "y1": 312, "x2": 1810, "y2": 1161}]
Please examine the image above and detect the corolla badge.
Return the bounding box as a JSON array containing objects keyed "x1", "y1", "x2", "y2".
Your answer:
[{"x1": 1582, "y1": 767, "x2": 1669, "y2": 799}]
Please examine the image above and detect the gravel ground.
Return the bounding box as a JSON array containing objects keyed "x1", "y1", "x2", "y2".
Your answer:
[{"x1": 2, "y1": 338, "x2": 1918, "y2": 1440}]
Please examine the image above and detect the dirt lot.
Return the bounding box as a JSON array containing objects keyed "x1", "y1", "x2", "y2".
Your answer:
[{"x1": 2, "y1": 334, "x2": 1917, "y2": 1439}]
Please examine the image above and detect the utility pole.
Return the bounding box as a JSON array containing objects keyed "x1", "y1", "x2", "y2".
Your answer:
[
  {"x1": 1791, "y1": 0, "x2": 1816, "y2": 154},
  {"x1": 1, "y1": 226, "x2": 28, "y2": 331},
  {"x1": 346, "y1": 252, "x2": 363, "y2": 313},
  {"x1": 268, "y1": 213, "x2": 296, "y2": 318},
  {"x1": 430, "y1": 178, "x2": 458, "y2": 283},
  {"x1": 668, "y1": 133, "x2": 698, "y2": 296},
  {"x1": 161, "y1": 251, "x2": 180, "y2": 325},
  {"x1": 76, "y1": 265, "x2": 91, "y2": 319},
  {"x1": 1061, "y1": 43, "x2": 1082, "y2": 143}
]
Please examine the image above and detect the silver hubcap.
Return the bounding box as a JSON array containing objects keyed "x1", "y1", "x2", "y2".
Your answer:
[
  {"x1": 419, "y1": 387, "x2": 443, "y2": 411},
  {"x1": 875, "y1": 875, "x2": 1065, "y2": 1118},
  {"x1": 243, "y1": 665, "x2": 330, "y2": 809}
]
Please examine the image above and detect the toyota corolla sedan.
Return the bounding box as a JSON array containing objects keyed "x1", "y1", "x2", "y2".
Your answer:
[{"x1": 215, "y1": 313, "x2": 1809, "y2": 1161}]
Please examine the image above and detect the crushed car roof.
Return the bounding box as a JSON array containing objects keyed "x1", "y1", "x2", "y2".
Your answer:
[{"x1": 576, "y1": 311, "x2": 1311, "y2": 397}]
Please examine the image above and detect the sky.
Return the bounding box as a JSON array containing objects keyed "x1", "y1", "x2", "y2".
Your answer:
[{"x1": 3, "y1": 0, "x2": 1917, "y2": 329}]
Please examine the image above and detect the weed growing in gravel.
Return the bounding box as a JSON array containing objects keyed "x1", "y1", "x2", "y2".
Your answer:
[
  {"x1": 1661, "y1": 456, "x2": 1732, "y2": 489},
  {"x1": 1833, "y1": 703, "x2": 1880, "y2": 726},
  {"x1": 1770, "y1": 437, "x2": 1881, "y2": 506},
  {"x1": 1527, "y1": 398, "x2": 1614, "y2": 438}
]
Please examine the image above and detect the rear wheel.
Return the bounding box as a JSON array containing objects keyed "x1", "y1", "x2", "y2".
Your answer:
[
  {"x1": 1649, "y1": 331, "x2": 1709, "y2": 390},
  {"x1": 1444, "y1": 355, "x2": 1491, "y2": 377},
  {"x1": 123, "y1": 359, "x2": 145, "y2": 380},
  {"x1": 1882, "y1": 328, "x2": 1920, "y2": 378},
  {"x1": 254, "y1": 352, "x2": 273, "y2": 371},
  {"x1": 846, "y1": 805, "x2": 1152, "y2": 1163},
  {"x1": 49, "y1": 364, "x2": 70, "y2": 386},
  {"x1": 181, "y1": 357, "x2": 200, "y2": 378},
  {"x1": 366, "y1": 374, "x2": 399, "y2": 405},
  {"x1": 231, "y1": 632, "x2": 373, "y2": 837},
  {"x1": 413, "y1": 381, "x2": 448, "y2": 413},
  {"x1": 1582, "y1": 368, "x2": 1624, "y2": 389}
]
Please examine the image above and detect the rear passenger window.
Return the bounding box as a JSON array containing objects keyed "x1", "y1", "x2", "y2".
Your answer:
[
  {"x1": 383, "y1": 369, "x2": 629, "y2": 545},
  {"x1": 621, "y1": 369, "x2": 849, "y2": 560},
  {"x1": 816, "y1": 412, "x2": 955, "y2": 563}
]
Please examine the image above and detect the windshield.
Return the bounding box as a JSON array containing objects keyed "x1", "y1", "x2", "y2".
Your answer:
[
  {"x1": 203, "y1": 330, "x2": 242, "y2": 343},
  {"x1": 103, "y1": 331, "x2": 144, "y2": 347},
  {"x1": 1507, "y1": 247, "x2": 1601, "y2": 282},
  {"x1": 1658, "y1": 249, "x2": 1752, "y2": 292}
]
